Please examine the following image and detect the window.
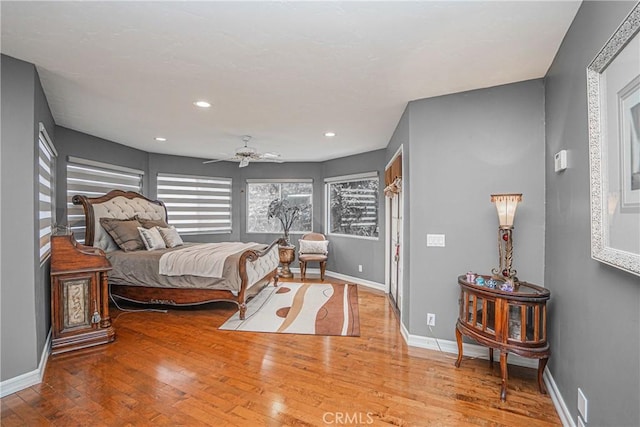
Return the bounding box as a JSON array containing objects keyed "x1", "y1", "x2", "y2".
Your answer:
[
  {"x1": 157, "y1": 173, "x2": 232, "y2": 234},
  {"x1": 38, "y1": 124, "x2": 57, "y2": 261},
  {"x1": 66, "y1": 157, "x2": 144, "y2": 243},
  {"x1": 247, "y1": 180, "x2": 312, "y2": 233},
  {"x1": 326, "y1": 173, "x2": 379, "y2": 239}
]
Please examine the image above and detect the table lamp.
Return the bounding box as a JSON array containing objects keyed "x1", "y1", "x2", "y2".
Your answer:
[{"x1": 490, "y1": 193, "x2": 522, "y2": 282}]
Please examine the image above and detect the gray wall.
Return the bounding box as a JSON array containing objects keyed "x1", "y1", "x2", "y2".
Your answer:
[
  {"x1": 544, "y1": 2, "x2": 640, "y2": 425},
  {"x1": 322, "y1": 149, "x2": 387, "y2": 282},
  {"x1": 1, "y1": 55, "x2": 54, "y2": 381},
  {"x1": 33, "y1": 67, "x2": 55, "y2": 357},
  {"x1": 405, "y1": 79, "x2": 546, "y2": 338}
]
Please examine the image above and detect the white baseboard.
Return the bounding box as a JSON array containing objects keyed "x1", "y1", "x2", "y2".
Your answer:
[
  {"x1": 326, "y1": 270, "x2": 386, "y2": 292},
  {"x1": 400, "y1": 322, "x2": 571, "y2": 426},
  {"x1": 399, "y1": 322, "x2": 538, "y2": 369},
  {"x1": 544, "y1": 366, "x2": 575, "y2": 427},
  {"x1": 287, "y1": 267, "x2": 386, "y2": 292},
  {"x1": 0, "y1": 329, "x2": 51, "y2": 398}
]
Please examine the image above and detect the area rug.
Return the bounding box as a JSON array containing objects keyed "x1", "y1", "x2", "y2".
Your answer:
[{"x1": 219, "y1": 283, "x2": 360, "y2": 336}]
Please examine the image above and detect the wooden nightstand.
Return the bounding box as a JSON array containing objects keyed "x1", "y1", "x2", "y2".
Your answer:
[{"x1": 50, "y1": 233, "x2": 115, "y2": 354}]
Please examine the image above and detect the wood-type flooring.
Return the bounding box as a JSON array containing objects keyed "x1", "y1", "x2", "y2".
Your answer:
[{"x1": 1, "y1": 275, "x2": 561, "y2": 426}]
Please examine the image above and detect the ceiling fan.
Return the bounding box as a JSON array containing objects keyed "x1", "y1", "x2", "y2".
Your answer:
[{"x1": 203, "y1": 135, "x2": 283, "y2": 168}]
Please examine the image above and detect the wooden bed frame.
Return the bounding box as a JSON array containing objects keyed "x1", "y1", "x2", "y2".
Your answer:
[{"x1": 72, "y1": 190, "x2": 279, "y2": 319}]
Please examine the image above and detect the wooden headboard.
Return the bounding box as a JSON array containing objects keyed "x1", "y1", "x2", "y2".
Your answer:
[{"x1": 72, "y1": 190, "x2": 168, "y2": 252}]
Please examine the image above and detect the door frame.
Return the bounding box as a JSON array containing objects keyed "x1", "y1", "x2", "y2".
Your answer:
[{"x1": 384, "y1": 145, "x2": 404, "y2": 315}]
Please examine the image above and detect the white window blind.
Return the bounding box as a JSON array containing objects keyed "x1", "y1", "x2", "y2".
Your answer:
[
  {"x1": 157, "y1": 173, "x2": 232, "y2": 234},
  {"x1": 38, "y1": 124, "x2": 57, "y2": 261},
  {"x1": 326, "y1": 172, "x2": 379, "y2": 239},
  {"x1": 66, "y1": 157, "x2": 144, "y2": 242}
]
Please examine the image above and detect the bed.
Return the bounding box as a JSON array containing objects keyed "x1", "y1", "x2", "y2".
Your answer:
[{"x1": 72, "y1": 190, "x2": 280, "y2": 319}]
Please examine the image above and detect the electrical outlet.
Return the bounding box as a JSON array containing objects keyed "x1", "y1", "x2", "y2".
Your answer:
[
  {"x1": 427, "y1": 313, "x2": 436, "y2": 326},
  {"x1": 578, "y1": 388, "x2": 588, "y2": 422},
  {"x1": 358, "y1": 264, "x2": 363, "y2": 272}
]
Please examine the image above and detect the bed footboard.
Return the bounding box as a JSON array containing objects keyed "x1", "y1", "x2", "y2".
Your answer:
[{"x1": 237, "y1": 240, "x2": 280, "y2": 319}]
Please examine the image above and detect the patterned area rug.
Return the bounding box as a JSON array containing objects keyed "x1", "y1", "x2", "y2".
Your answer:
[{"x1": 219, "y1": 283, "x2": 360, "y2": 336}]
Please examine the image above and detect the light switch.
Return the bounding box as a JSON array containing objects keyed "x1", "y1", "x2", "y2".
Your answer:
[{"x1": 427, "y1": 234, "x2": 445, "y2": 247}]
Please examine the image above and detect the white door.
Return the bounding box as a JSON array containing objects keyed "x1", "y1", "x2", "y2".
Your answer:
[{"x1": 389, "y1": 190, "x2": 402, "y2": 313}]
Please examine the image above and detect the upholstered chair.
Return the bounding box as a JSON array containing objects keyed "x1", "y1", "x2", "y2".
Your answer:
[{"x1": 298, "y1": 233, "x2": 329, "y2": 281}]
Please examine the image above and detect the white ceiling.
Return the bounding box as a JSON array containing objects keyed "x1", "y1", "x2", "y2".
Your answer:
[{"x1": 1, "y1": 1, "x2": 581, "y2": 162}]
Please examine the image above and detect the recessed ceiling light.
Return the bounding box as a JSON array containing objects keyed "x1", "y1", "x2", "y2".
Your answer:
[
  {"x1": 154, "y1": 137, "x2": 167, "y2": 142},
  {"x1": 194, "y1": 100, "x2": 211, "y2": 108},
  {"x1": 324, "y1": 132, "x2": 336, "y2": 137}
]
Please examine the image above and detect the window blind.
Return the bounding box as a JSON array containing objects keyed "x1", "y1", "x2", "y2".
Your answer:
[
  {"x1": 326, "y1": 173, "x2": 379, "y2": 238},
  {"x1": 66, "y1": 157, "x2": 143, "y2": 242},
  {"x1": 157, "y1": 173, "x2": 232, "y2": 234},
  {"x1": 38, "y1": 124, "x2": 57, "y2": 261}
]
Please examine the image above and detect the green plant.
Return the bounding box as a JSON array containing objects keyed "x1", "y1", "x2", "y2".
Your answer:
[{"x1": 267, "y1": 199, "x2": 306, "y2": 245}]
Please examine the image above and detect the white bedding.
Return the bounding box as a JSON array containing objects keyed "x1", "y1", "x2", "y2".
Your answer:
[{"x1": 159, "y1": 242, "x2": 260, "y2": 278}]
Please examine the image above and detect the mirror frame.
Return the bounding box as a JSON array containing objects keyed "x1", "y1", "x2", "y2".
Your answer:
[{"x1": 587, "y1": 3, "x2": 640, "y2": 277}]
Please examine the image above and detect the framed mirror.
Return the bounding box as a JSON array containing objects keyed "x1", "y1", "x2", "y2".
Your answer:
[{"x1": 587, "y1": 3, "x2": 640, "y2": 277}]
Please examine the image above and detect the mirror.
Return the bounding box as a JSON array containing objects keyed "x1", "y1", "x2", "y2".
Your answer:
[{"x1": 587, "y1": 3, "x2": 640, "y2": 277}]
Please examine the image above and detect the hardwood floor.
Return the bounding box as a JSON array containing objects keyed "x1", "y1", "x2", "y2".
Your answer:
[{"x1": 2, "y1": 275, "x2": 561, "y2": 426}]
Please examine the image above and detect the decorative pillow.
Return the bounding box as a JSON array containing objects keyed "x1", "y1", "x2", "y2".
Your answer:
[
  {"x1": 137, "y1": 226, "x2": 167, "y2": 251},
  {"x1": 99, "y1": 218, "x2": 145, "y2": 252},
  {"x1": 299, "y1": 239, "x2": 329, "y2": 255},
  {"x1": 135, "y1": 215, "x2": 170, "y2": 229},
  {"x1": 157, "y1": 226, "x2": 184, "y2": 248}
]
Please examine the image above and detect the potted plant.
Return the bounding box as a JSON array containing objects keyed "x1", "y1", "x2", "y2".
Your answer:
[
  {"x1": 267, "y1": 198, "x2": 307, "y2": 278},
  {"x1": 267, "y1": 198, "x2": 304, "y2": 246}
]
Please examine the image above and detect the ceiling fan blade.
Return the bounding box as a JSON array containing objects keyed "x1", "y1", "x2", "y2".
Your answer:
[
  {"x1": 253, "y1": 158, "x2": 285, "y2": 163},
  {"x1": 239, "y1": 157, "x2": 250, "y2": 168},
  {"x1": 204, "y1": 154, "x2": 237, "y2": 164},
  {"x1": 261, "y1": 152, "x2": 281, "y2": 159}
]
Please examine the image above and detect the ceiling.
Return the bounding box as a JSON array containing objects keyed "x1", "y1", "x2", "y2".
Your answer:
[{"x1": 1, "y1": 1, "x2": 581, "y2": 163}]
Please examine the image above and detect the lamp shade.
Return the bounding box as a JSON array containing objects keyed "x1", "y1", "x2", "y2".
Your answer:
[{"x1": 491, "y1": 193, "x2": 522, "y2": 228}]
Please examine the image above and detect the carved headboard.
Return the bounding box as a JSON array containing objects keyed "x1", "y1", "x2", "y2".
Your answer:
[{"x1": 72, "y1": 190, "x2": 168, "y2": 252}]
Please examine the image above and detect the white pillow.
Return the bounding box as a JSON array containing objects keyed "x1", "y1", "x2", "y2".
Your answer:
[
  {"x1": 299, "y1": 239, "x2": 328, "y2": 254},
  {"x1": 137, "y1": 226, "x2": 166, "y2": 251},
  {"x1": 157, "y1": 226, "x2": 184, "y2": 248}
]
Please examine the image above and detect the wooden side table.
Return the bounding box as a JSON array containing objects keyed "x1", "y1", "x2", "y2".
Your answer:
[
  {"x1": 50, "y1": 233, "x2": 115, "y2": 354},
  {"x1": 455, "y1": 274, "x2": 550, "y2": 401}
]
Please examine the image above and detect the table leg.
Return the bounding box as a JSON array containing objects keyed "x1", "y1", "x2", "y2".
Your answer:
[
  {"x1": 489, "y1": 348, "x2": 494, "y2": 367},
  {"x1": 500, "y1": 351, "x2": 509, "y2": 401},
  {"x1": 537, "y1": 357, "x2": 548, "y2": 394},
  {"x1": 455, "y1": 327, "x2": 463, "y2": 368}
]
